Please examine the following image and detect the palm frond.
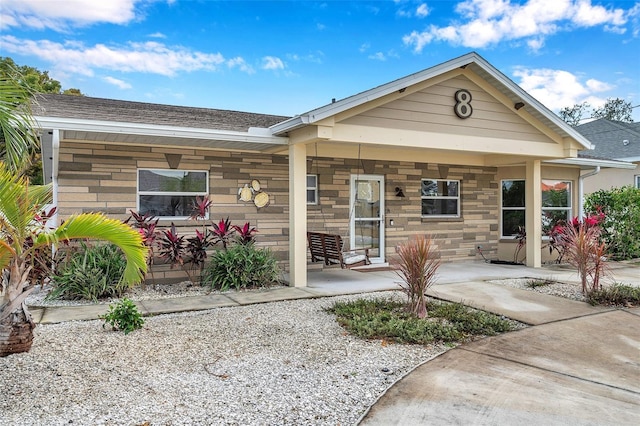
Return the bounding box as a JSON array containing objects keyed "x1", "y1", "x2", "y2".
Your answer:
[
  {"x1": 35, "y1": 213, "x2": 149, "y2": 286},
  {"x1": 0, "y1": 77, "x2": 40, "y2": 173}
]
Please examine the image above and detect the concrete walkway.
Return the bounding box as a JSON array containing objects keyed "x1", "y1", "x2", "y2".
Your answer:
[
  {"x1": 359, "y1": 262, "x2": 640, "y2": 426},
  {"x1": 28, "y1": 261, "x2": 639, "y2": 425}
]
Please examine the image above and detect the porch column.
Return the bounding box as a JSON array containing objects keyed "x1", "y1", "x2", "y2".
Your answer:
[
  {"x1": 525, "y1": 159, "x2": 542, "y2": 268},
  {"x1": 289, "y1": 143, "x2": 307, "y2": 287}
]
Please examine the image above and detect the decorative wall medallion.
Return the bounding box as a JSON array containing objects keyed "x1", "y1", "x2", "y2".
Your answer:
[
  {"x1": 254, "y1": 191, "x2": 270, "y2": 209},
  {"x1": 454, "y1": 89, "x2": 473, "y2": 119}
]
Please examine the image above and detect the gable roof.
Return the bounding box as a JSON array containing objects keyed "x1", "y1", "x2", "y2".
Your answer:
[
  {"x1": 269, "y1": 52, "x2": 593, "y2": 151},
  {"x1": 34, "y1": 93, "x2": 290, "y2": 133},
  {"x1": 576, "y1": 119, "x2": 640, "y2": 162}
]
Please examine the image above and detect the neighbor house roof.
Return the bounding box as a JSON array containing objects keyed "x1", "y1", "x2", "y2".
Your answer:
[
  {"x1": 575, "y1": 119, "x2": 640, "y2": 162},
  {"x1": 269, "y1": 51, "x2": 594, "y2": 151},
  {"x1": 33, "y1": 93, "x2": 290, "y2": 133}
]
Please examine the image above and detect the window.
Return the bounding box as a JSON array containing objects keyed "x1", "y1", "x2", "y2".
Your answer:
[
  {"x1": 501, "y1": 180, "x2": 525, "y2": 237},
  {"x1": 307, "y1": 174, "x2": 318, "y2": 205},
  {"x1": 501, "y1": 179, "x2": 573, "y2": 238},
  {"x1": 542, "y1": 180, "x2": 571, "y2": 231},
  {"x1": 138, "y1": 169, "x2": 208, "y2": 218},
  {"x1": 636, "y1": 175, "x2": 640, "y2": 189},
  {"x1": 421, "y1": 179, "x2": 460, "y2": 217}
]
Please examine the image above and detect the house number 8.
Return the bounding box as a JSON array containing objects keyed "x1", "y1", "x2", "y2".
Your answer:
[{"x1": 454, "y1": 89, "x2": 473, "y2": 119}]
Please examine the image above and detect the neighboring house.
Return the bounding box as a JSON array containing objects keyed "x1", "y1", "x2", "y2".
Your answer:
[
  {"x1": 576, "y1": 119, "x2": 640, "y2": 193},
  {"x1": 32, "y1": 52, "x2": 633, "y2": 287}
]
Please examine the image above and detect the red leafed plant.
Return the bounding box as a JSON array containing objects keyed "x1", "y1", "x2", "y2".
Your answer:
[
  {"x1": 394, "y1": 234, "x2": 441, "y2": 319},
  {"x1": 232, "y1": 222, "x2": 258, "y2": 245},
  {"x1": 190, "y1": 196, "x2": 212, "y2": 221},
  {"x1": 211, "y1": 217, "x2": 235, "y2": 250},
  {"x1": 559, "y1": 212, "x2": 609, "y2": 295}
]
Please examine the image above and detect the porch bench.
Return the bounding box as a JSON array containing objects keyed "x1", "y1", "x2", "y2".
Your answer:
[{"x1": 307, "y1": 232, "x2": 371, "y2": 269}]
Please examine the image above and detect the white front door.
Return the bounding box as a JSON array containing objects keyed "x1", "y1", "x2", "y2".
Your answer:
[{"x1": 350, "y1": 174, "x2": 385, "y2": 263}]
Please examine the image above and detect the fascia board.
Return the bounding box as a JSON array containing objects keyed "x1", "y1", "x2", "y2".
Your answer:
[
  {"x1": 545, "y1": 157, "x2": 637, "y2": 169},
  {"x1": 35, "y1": 116, "x2": 288, "y2": 146}
]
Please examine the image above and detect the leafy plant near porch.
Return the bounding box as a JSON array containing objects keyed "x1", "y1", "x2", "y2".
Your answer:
[
  {"x1": 394, "y1": 234, "x2": 441, "y2": 318},
  {"x1": 201, "y1": 242, "x2": 280, "y2": 291}
]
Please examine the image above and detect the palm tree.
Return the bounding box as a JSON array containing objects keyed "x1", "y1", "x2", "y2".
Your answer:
[{"x1": 0, "y1": 75, "x2": 149, "y2": 356}]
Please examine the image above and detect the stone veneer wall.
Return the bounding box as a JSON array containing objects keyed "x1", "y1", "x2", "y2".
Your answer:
[{"x1": 57, "y1": 142, "x2": 499, "y2": 282}]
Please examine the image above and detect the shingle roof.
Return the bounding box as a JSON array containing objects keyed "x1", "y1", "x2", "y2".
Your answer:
[
  {"x1": 33, "y1": 93, "x2": 291, "y2": 133},
  {"x1": 576, "y1": 119, "x2": 640, "y2": 160}
]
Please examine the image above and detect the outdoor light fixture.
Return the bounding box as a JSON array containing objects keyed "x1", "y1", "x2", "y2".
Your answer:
[
  {"x1": 514, "y1": 102, "x2": 525, "y2": 110},
  {"x1": 395, "y1": 187, "x2": 405, "y2": 197}
]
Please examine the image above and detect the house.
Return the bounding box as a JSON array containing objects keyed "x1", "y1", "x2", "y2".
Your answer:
[
  {"x1": 575, "y1": 119, "x2": 640, "y2": 194},
  {"x1": 33, "y1": 52, "x2": 633, "y2": 287}
]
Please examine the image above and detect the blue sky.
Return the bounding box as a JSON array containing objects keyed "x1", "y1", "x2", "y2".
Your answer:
[{"x1": 1, "y1": 0, "x2": 639, "y2": 121}]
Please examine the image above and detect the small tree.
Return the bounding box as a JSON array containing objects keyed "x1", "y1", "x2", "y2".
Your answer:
[
  {"x1": 592, "y1": 98, "x2": 633, "y2": 123},
  {"x1": 558, "y1": 102, "x2": 590, "y2": 127},
  {"x1": 559, "y1": 214, "x2": 608, "y2": 295},
  {"x1": 394, "y1": 235, "x2": 441, "y2": 319}
]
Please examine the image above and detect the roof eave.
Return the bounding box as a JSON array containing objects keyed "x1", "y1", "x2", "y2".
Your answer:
[
  {"x1": 545, "y1": 157, "x2": 637, "y2": 169},
  {"x1": 35, "y1": 116, "x2": 288, "y2": 146}
]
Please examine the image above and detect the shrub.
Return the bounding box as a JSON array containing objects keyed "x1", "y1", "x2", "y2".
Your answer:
[
  {"x1": 585, "y1": 186, "x2": 640, "y2": 260},
  {"x1": 586, "y1": 283, "x2": 640, "y2": 306},
  {"x1": 559, "y1": 214, "x2": 609, "y2": 295},
  {"x1": 48, "y1": 243, "x2": 128, "y2": 301},
  {"x1": 202, "y1": 243, "x2": 280, "y2": 291},
  {"x1": 327, "y1": 297, "x2": 515, "y2": 344},
  {"x1": 101, "y1": 298, "x2": 144, "y2": 334},
  {"x1": 394, "y1": 234, "x2": 441, "y2": 318}
]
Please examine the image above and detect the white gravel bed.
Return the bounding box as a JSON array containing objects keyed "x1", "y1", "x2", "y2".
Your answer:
[
  {"x1": 2, "y1": 291, "x2": 450, "y2": 426},
  {"x1": 487, "y1": 277, "x2": 586, "y2": 302}
]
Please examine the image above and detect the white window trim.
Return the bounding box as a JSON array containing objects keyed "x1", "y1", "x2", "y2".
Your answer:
[
  {"x1": 421, "y1": 179, "x2": 461, "y2": 218},
  {"x1": 542, "y1": 180, "x2": 572, "y2": 227},
  {"x1": 501, "y1": 179, "x2": 525, "y2": 239},
  {"x1": 137, "y1": 168, "x2": 209, "y2": 220},
  {"x1": 307, "y1": 174, "x2": 318, "y2": 205}
]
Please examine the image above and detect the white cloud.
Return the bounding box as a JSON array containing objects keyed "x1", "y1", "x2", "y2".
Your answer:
[
  {"x1": 227, "y1": 57, "x2": 255, "y2": 74},
  {"x1": 0, "y1": 35, "x2": 229, "y2": 77},
  {"x1": 104, "y1": 76, "x2": 132, "y2": 89},
  {"x1": 148, "y1": 32, "x2": 167, "y2": 39},
  {"x1": 0, "y1": 0, "x2": 141, "y2": 30},
  {"x1": 416, "y1": 3, "x2": 430, "y2": 18},
  {"x1": 262, "y1": 56, "x2": 285, "y2": 71},
  {"x1": 403, "y1": 0, "x2": 632, "y2": 51},
  {"x1": 368, "y1": 52, "x2": 387, "y2": 61},
  {"x1": 513, "y1": 66, "x2": 612, "y2": 111}
]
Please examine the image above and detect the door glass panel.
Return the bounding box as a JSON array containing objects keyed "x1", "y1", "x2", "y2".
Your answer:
[
  {"x1": 351, "y1": 176, "x2": 383, "y2": 261},
  {"x1": 354, "y1": 220, "x2": 380, "y2": 258}
]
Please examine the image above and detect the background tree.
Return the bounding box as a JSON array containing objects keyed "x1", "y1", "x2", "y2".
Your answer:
[
  {"x1": 592, "y1": 98, "x2": 633, "y2": 122},
  {"x1": 0, "y1": 57, "x2": 83, "y2": 96},
  {"x1": 558, "y1": 102, "x2": 590, "y2": 127}
]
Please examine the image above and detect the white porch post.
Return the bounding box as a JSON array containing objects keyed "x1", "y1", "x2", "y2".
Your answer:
[
  {"x1": 289, "y1": 143, "x2": 307, "y2": 287},
  {"x1": 525, "y1": 160, "x2": 542, "y2": 268}
]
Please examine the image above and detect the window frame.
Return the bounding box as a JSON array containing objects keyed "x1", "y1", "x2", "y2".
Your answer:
[
  {"x1": 501, "y1": 179, "x2": 526, "y2": 238},
  {"x1": 541, "y1": 179, "x2": 572, "y2": 232},
  {"x1": 137, "y1": 168, "x2": 209, "y2": 220},
  {"x1": 635, "y1": 175, "x2": 640, "y2": 189},
  {"x1": 420, "y1": 179, "x2": 461, "y2": 218},
  {"x1": 306, "y1": 174, "x2": 318, "y2": 205}
]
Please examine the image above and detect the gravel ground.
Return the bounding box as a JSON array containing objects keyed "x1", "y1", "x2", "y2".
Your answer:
[
  {"x1": 487, "y1": 277, "x2": 587, "y2": 302},
  {"x1": 2, "y1": 291, "x2": 451, "y2": 426}
]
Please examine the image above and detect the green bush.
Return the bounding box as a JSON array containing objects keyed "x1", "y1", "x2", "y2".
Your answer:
[
  {"x1": 586, "y1": 283, "x2": 640, "y2": 306},
  {"x1": 48, "y1": 243, "x2": 128, "y2": 301},
  {"x1": 201, "y1": 243, "x2": 281, "y2": 291},
  {"x1": 101, "y1": 298, "x2": 144, "y2": 334},
  {"x1": 585, "y1": 186, "x2": 640, "y2": 260},
  {"x1": 327, "y1": 297, "x2": 515, "y2": 345}
]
